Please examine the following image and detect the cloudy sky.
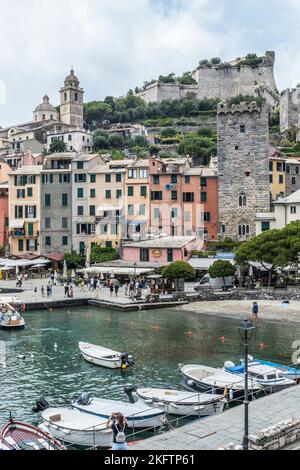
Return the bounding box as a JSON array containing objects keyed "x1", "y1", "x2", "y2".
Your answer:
[{"x1": 0, "y1": 0, "x2": 300, "y2": 127}]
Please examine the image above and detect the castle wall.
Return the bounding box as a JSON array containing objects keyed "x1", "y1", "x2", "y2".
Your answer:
[
  {"x1": 280, "y1": 88, "x2": 300, "y2": 134},
  {"x1": 137, "y1": 52, "x2": 278, "y2": 107},
  {"x1": 217, "y1": 101, "x2": 270, "y2": 241}
]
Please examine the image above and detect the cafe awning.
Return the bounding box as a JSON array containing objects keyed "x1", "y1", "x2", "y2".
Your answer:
[{"x1": 9, "y1": 220, "x2": 24, "y2": 229}]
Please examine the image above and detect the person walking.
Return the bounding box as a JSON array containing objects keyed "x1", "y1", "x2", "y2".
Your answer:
[
  {"x1": 69, "y1": 285, "x2": 74, "y2": 299},
  {"x1": 252, "y1": 302, "x2": 259, "y2": 321},
  {"x1": 109, "y1": 281, "x2": 114, "y2": 297},
  {"x1": 64, "y1": 283, "x2": 68, "y2": 298},
  {"x1": 106, "y1": 413, "x2": 128, "y2": 451},
  {"x1": 114, "y1": 281, "x2": 120, "y2": 298}
]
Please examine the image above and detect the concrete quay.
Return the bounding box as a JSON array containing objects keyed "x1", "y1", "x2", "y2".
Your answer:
[
  {"x1": 131, "y1": 385, "x2": 300, "y2": 450},
  {"x1": 0, "y1": 279, "x2": 187, "y2": 312}
]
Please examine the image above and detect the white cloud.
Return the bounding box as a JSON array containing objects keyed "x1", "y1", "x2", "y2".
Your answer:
[{"x1": 0, "y1": 0, "x2": 299, "y2": 126}]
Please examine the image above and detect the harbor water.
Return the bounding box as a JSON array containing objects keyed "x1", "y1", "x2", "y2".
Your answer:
[{"x1": 0, "y1": 306, "x2": 299, "y2": 428}]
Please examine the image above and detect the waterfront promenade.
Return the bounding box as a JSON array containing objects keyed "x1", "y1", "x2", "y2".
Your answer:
[
  {"x1": 132, "y1": 384, "x2": 300, "y2": 450},
  {"x1": 0, "y1": 278, "x2": 187, "y2": 311}
]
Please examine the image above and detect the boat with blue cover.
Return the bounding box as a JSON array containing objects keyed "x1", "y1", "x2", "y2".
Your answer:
[{"x1": 224, "y1": 358, "x2": 296, "y2": 393}]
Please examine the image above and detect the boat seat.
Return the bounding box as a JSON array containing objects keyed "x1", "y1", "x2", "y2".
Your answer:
[
  {"x1": 17, "y1": 439, "x2": 46, "y2": 450},
  {"x1": 49, "y1": 414, "x2": 61, "y2": 423}
]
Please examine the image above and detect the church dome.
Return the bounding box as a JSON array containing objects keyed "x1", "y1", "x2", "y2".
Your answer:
[
  {"x1": 34, "y1": 95, "x2": 57, "y2": 113},
  {"x1": 64, "y1": 69, "x2": 79, "y2": 87}
]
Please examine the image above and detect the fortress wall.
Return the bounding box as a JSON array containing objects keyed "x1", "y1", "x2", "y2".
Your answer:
[{"x1": 280, "y1": 88, "x2": 300, "y2": 133}]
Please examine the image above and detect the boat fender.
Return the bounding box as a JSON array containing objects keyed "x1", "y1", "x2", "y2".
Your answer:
[
  {"x1": 194, "y1": 405, "x2": 205, "y2": 411},
  {"x1": 223, "y1": 387, "x2": 228, "y2": 398},
  {"x1": 32, "y1": 398, "x2": 50, "y2": 413},
  {"x1": 229, "y1": 389, "x2": 234, "y2": 400},
  {"x1": 187, "y1": 380, "x2": 196, "y2": 388},
  {"x1": 21, "y1": 304, "x2": 26, "y2": 313}
]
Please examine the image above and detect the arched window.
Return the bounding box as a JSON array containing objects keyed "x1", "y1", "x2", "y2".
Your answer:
[
  {"x1": 239, "y1": 195, "x2": 247, "y2": 207},
  {"x1": 75, "y1": 92, "x2": 78, "y2": 102}
]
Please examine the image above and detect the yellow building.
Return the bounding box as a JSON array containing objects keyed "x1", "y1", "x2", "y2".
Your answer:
[
  {"x1": 269, "y1": 155, "x2": 286, "y2": 200},
  {"x1": 124, "y1": 160, "x2": 150, "y2": 240},
  {"x1": 8, "y1": 166, "x2": 42, "y2": 256},
  {"x1": 90, "y1": 160, "x2": 133, "y2": 248}
]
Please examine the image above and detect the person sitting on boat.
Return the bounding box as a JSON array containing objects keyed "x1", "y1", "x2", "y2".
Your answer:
[{"x1": 106, "y1": 413, "x2": 128, "y2": 451}]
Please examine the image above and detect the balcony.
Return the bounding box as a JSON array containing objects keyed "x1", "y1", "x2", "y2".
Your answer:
[{"x1": 9, "y1": 230, "x2": 25, "y2": 237}]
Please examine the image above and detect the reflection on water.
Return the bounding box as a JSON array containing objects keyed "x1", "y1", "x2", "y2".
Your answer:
[{"x1": 0, "y1": 306, "x2": 299, "y2": 425}]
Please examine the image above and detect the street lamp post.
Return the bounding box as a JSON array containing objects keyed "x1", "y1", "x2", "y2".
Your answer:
[{"x1": 238, "y1": 319, "x2": 256, "y2": 451}]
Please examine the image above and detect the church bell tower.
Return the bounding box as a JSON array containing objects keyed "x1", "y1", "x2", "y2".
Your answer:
[{"x1": 60, "y1": 68, "x2": 84, "y2": 129}]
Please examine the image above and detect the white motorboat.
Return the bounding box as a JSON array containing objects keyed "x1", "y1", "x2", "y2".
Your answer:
[
  {"x1": 79, "y1": 342, "x2": 133, "y2": 369},
  {"x1": 0, "y1": 298, "x2": 25, "y2": 330},
  {"x1": 133, "y1": 387, "x2": 227, "y2": 417},
  {"x1": 224, "y1": 360, "x2": 296, "y2": 393},
  {"x1": 181, "y1": 364, "x2": 263, "y2": 400},
  {"x1": 39, "y1": 408, "x2": 113, "y2": 448},
  {"x1": 72, "y1": 392, "x2": 165, "y2": 429}
]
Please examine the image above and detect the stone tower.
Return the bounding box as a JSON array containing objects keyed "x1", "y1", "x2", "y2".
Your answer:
[
  {"x1": 217, "y1": 100, "x2": 270, "y2": 241},
  {"x1": 60, "y1": 69, "x2": 84, "y2": 129}
]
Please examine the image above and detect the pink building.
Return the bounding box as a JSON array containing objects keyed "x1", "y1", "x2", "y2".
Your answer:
[
  {"x1": 0, "y1": 184, "x2": 8, "y2": 246},
  {"x1": 122, "y1": 236, "x2": 203, "y2": 264}
]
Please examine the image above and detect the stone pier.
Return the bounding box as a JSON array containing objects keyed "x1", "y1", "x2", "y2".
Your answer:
[{"x1": 131, "y1": 385, "x2": 300, "y2": 450}]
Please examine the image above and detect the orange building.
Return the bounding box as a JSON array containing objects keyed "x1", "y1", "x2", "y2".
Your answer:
[{"x1": 149, "y1": 158, "x2": 218, "y2": 241}]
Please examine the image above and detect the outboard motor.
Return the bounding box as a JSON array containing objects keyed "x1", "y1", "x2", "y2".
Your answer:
[
  {"x1": 121, "y1": 352, "x2": 134, "y2": 369},
  {"x1": 32, "y1": 398, "x2": 50, "y2": 413},
  {"x1": 77, "y1": 391, "x2": 92, "y2": 406},
  {"x1": 124, "y1": 384, "x2": 138, "y2": 404}
]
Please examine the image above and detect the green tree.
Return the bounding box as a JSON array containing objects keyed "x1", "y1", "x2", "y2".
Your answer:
[
  {"x1": 84, "y1": 102, "x2": 112, "y2": 126},
  {"x1": 93, "y1": 129, "x2": 109, "y2": 150},
  {"x1": 90, "y1": 246, "x2": 120, "y2": 264},
  {"x1": 129, "y1": 136, "x2": 148, "y2": 148},
  {"x1": 178, "y1": 72, "x2": 197, "y2": 85},
  {"x1": 236, "y1": 223, "x2": 300, "y2": 286},
  {"x1": 162, "y1": 261, "x2": 196, "y2": 281},
  {"x1": 158, "y1": 73, "x2": 176, "y2": 84},
  {"x1": 64, "y1": 253, "x2": 85, "y2": 270},
  {"x1": 177, "y1": 134, "x2": 216, "y2": 165},
  {"x1": 49, "y1": 138, "x2": 67, "y2": 153},
  {"x1": 210, "y1": 57, "x2": 221, "y2": 65},
  {"x1": 160, "y1": 128, "x2": 178, "y2": 138},
  {"x1": 208, "y1": 260, "x2": 236, "y2": 289},
  {"x1": 108, "y1": 133, "x2": 125, "y2": 148}
]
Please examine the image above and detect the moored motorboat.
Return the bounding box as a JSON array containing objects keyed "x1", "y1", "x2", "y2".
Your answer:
[
  {"x1": 72, "y1": 392, "x2": 165, "y2": 429},
  {"x1": 130, "y1": 386, "x2": 227, "y2": 417},
  {"x1": 79, "y1": 342, "x2": 133, "y2": 369},
  {"x1": 0, "y1": 416, "x2": 66, "y2": 450},
  {"x1": 224, "y1": 360, "x2": 296, "y2": 393},
  {"x1": 181, "y1": 364, "x2": 263, "y2": 400},
  {"x1": 39, "y1": 408, "x2": 113, "y2": 448},
  {"x1": 0, "y1": 298, "x2": 25, "y2": 330},
  {"x1": 248, "y1": 358, "x2": 300, "y2": 382}
]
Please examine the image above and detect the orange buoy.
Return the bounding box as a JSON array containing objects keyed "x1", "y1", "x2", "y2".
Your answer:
[
  {"x1": 260, "y1": 342, "x2": 266, "y2": 350},
  {"x1": 186, "y1": 331, "x2": 193, "y2": 337},
  {"x1": 220, "y1": 336, "x2": 225, "y2": 344},
  {"x1": 152, "y1": 325, "x2": 161, "y2": 332},
  {"x1": 21, "y1": 304, "x2": 26, "y2": 313}
]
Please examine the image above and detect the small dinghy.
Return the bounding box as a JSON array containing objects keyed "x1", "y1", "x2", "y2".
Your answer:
[
  {"x1": 79, "y1": 342, "x2": 133, "y2": 369},
  {"x1": 40, "y1": 408, "x2": 113, "y2": 448},
  {"x1": 0, "y1": 299, "x2": 25, "y2": 330},
  {"x1": 0, "y1": 416, "x2": 65, "y2": 450},
  {"x1": 131, "y1": 386, "x2": 227, "y2": 417},
  {"x1": 72, "y1": 392, "x2": 165, "y2": 429},
  {"x1": 181, "y1": 364, "x2": 263, "y2": 400},
  {"x1": 224, "y1": 359, "x2": 296, "y2": 393}
]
